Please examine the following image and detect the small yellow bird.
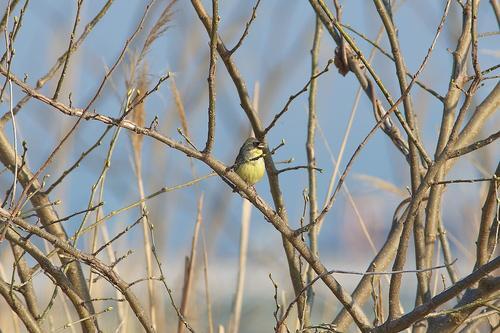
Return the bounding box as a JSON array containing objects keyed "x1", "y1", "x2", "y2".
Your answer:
[{"x1": 234, "y1": 137, "x2": 266, "y2": 185}]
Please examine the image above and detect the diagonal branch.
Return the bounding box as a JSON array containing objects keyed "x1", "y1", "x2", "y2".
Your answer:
[
  {"x1": 372, "y1": 257, "x2": 500, "y2": 333},
  {"x1": 0, "y1": 66, "x2": 374, "y2": 331},
  {"x1": 189, "y1": 0, "x2": 308, "y2": 322},
  {"x1": 1, "y1": 208, "x2": 156, "y2": 333},
  {"x1": 309, "y1": 0, "x2": 432, "y2": 166},
  {"x1": 228, "y1": 0, "x2": 262, "y2": 55},
  {"x1": 0, "y1": 277, "x2": 42, "y2": 333},
  {"x1": 263, "y1": 59, "x2": 333, "y2": 136}
]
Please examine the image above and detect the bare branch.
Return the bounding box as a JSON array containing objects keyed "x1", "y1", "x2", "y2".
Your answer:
[
  {"x1": 373, "y1": 258, "x2": 500, "y2": 333},
  {"x1": 263, "y1": 59, "x2": 333, "y2": 136},
  {"x1": 52, "y1": 0, "x2": 83, "y2": 101},
  {"x1": 228, "y1": 0, "x2": 262, "y2": 55},
  {"x1": 202, "y1": 0, "x2": 218, "y2": 153}
]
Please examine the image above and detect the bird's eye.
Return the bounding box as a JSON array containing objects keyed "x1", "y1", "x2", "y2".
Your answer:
[{"x1": 251, "y1": 140, "x2": 265, "y2": 149}]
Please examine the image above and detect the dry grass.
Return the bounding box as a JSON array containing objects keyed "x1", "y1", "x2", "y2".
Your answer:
[{"x1": 0, "y1": 1, "x2": 498, "y2": 333}]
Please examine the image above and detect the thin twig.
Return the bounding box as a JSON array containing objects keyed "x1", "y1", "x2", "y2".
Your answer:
[
  {"x1": 178, "y1": 128, "x2": 199, "y2": 151},
  {"x1": 228, "y1": 197, "x2": 251, "y2": 333},
  {"x1": 92, "y1": 215, "x2": 145, "y2": 256},
  {"x1": 78, "y1": 173, "x2": 215, "y2": 237},
  {"x1": 38, "y1": 202, "x2": 103, "y2": 229},
  {"x1": 431, "y1": 177, "x2": 496, "y2": 185},
  {"x1": 470, "y1": 0, "x2": 482, "y2": 80},
  {"x1": 449, "y1": 129, "x2": 500, "y2": 159},
  {"x1": 1, "y1": 0, "x2": 18, "y2": 239},
  {"x1": 263, "y1": 59, "x2": 333, "y2": 136},
  {"x1": 278, "y1": 260, "x2": 457, "y2": 330},
  {"x1": 203, "y1": 0, "x2": 218, "y2": 153},
  {"x1": 149, "y1": 217, "x2": 195, "y2": 333},
  {"x1": 1, "y1": 208, "x2": 156, "y2": 332},
  {"x1": 73, "y1": 93, "x2": 131, "y2": 247},
  {"x1": 201, "y1": 225, "x2": 214, "y2": 333},
  {"x1": 269, "y1": 274, "x2": 282, "y2": 332},
  {"x1": 128, "y1": 64, "x2": 156, "y2": 329},
  {"x1": 312, "y1": 0, "x2": 432, "y2": 165},
  {"x1": 54, "y1": 306, "x2": 113, "y2": 333},
  {"x1": 340, "y1": 22, "x2": 444, "y2": 101},
  {"x1": 178, "y1": 195, "x2": 204, "y2": 333},
  {"x1": 228, "y1": 0, "x2": 262, "y2": 55},
  {"x1": 127, "y1": 73, "x2": 170, "y2": 112},
  {"x1": 277, "y1": 165, "x2": 322, "y2": 175},
  {"x1": 270, "y1": 139, "x2": 285, "y2": 155},
  {"x1": 2, "y1": 48, "x2": 373, "y2": 330},
  {"x1": 305, "y1": 20, "x2": 322, "y2": 318},
  {"x1": 0, "y1": 0, "x2": 115, "y2": 126},
  {"x1": 44, "y1": 126, "x2": 113, "y2": 195},
  {"x1": 372, "y1": 272, "x2": 500, "y2": 333},
  {"x1": 9, "y1": 0, "x2": 154, "y2": 220},
  {"x1": 52, "y1": 0, "x2": 83, "y2": 100}
]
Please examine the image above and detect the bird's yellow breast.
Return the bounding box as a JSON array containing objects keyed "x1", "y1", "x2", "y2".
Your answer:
[{"x1": 235, "y1": 148, "x2": 265, "y2": 185}]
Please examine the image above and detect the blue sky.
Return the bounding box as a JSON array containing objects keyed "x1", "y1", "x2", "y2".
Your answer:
[
  {"x1": 1, "y1": 1, "x2": 498, "y2": 330},
  {"x1": 4, "y1": 0, "x2": 499, "y2": 265}
]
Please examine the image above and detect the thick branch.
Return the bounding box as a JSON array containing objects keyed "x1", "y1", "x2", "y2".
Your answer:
[
  {"x1": 0, "y1": 68, "x2": 373, "y2": 331},
  {"x1": 372, "y1": 257, "x2": 500, "y2": 333},
  {"x1": 189, "y1": 0, "x2": 308, "y2": 321},
  {"x1": 0, "y1": 126, "x2": 96, "y2": 325},
  {"x1": 1, "y1": 209, "x2": 156, "y2": 333},
  {"x1": 5, "y1": 228, "x2": 98, "y2": 333},
  {"x1": 475, "y1": 162, "x2": 500, "y2": 267},
  {"x1": 0, "y1": 277, "x2": 42, "y2": 333},
  {"x1": 202, "y1": 0, "x2": 218, "y2": 153}
]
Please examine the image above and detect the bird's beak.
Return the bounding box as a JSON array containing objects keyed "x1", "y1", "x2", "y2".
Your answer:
[{"x1": 257, "y1": 142, "x2": 266, "y2": 150}]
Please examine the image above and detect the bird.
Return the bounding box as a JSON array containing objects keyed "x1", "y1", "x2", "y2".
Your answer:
[{"x1": 234, "y1": 137, "x2": 266, "y2": 186}]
